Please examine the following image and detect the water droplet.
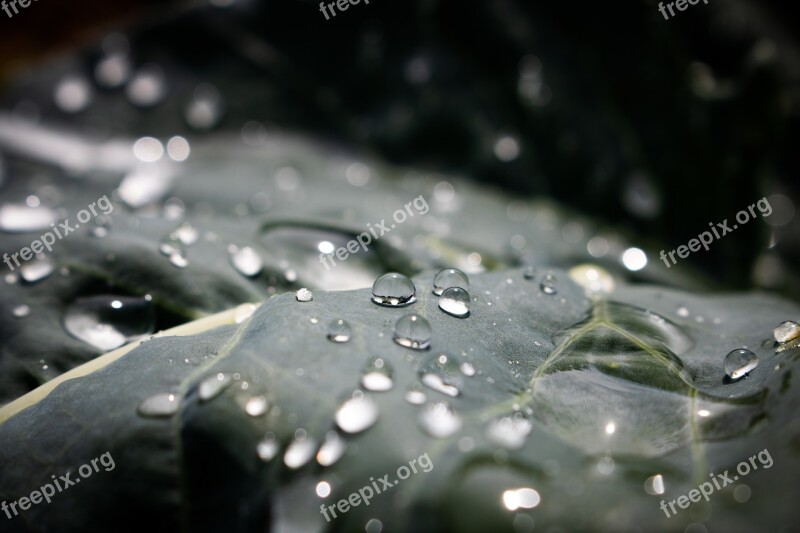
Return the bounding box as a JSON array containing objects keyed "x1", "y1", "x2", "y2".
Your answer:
[
  {"x1": 137, "y1": 393, "x2": 179, "y2": 417},
  {"x1": 393, "y1": 314, "x2": 431, "y2": 350},
  {"x1": 724, "y1": 349, "x2": 759, "y2": 381},
  {"x1": 568, "y1": 264, "x2": 615, "y2": 295},
  {"x1": 438, "y1": 287, "x2": 470, "y2": 318},
  {"x1": 327, "y1": 319, "x2": 352, "y2": 343},
  {"x1": 20, "y1": 258, "x2": 54, "y2": 284},
  {"x1": 644, "y1": 474, "x2": 665, "y2": 495},
  {"x1": 64, "y1": 295, "x2": 154, "y2": 351},
  {"x1": 540, "y1": 273, "x2": 557, "y2": 295},
  {"x1": 419, "y1": 401, "x2": 462, "y2": 438},
  {"x1": 419, "y1": 353, "x2": 464, "y2": 397},
  {"x1": 404, "y1": 386, "x2": 427, "y2": 405},
  {"x1": 172, "y1": 223, "x2": 198, "y2": 245},
  {"x1": 317, "y1": 431, "x2": 346, "y2": 466},
  {"x1": 283, "y1": 435, "x2": 317, "y2": 469},
  {"x1": 256, "y1": 432, "x2": 279, "y2": 461},
  {"x1": 522, "y1": 266, "x2": 536, "y2": 280},
  {"x1": 361, "y1": 357, "x2": 393, "y2": 392},
  {"x1": 316, "y1": 481, "x2": 331, "y2": 498},
  {"x1": 198, "y1": 373, "x2": 232, "y2": 401},
  {"x1": 12, "y1": 304, "x2": 30, "y2": 318},
  {"x1": 460, "y1": 362, "x2": 476, "y2": 377},
  {"x1": 371, "y1": 272, "x2": 416, "y2": 307},
  {"x1": 296, "y1": 288, "x2": 313, "y2": 302},
  {"x1": 0, "y1": 204, "x2": 57, "y2": 233},
  {"x1": 486, "y1": 414, "x2": 532, "y2": 449},
  {"x1": 335, "y1": 394, "x2": 379, "y2": 434},
  {"x1": 245, "y1": 396, "x2": 269, "y2": 416},
  {"x1": 365, "y1": 518, "x2": 383, "y2": 533},
  {"x1": 433, "y1": 268, "x2": 469, "y2": 296},
  {"x1": 234, "y1": 303, "x2": 257, "y2": 324},
  {"x1": 230, "y1": 247, "x2": 263, "y2": 277},
  {"x1": 774, "y1": 321, "x2": 800, "y2": 344},
  {"x1": 54, "y1": 75, "x2": 92, "y2": 113},
  {"x1": 126, "y1": 64, "x2": 166, "y2": 107},
  {"x1": 169, "y1": 253, "x2": 189, "y2": 268},
  {"x1": 185, "y1": 83, "x2": 223, "y2": 131},
  {"x1": 118, "y1": 168, "x2": 171, "y2": 209},
  {"x1": 502, "y1": 487, "x2": 540, "y2": 511}
]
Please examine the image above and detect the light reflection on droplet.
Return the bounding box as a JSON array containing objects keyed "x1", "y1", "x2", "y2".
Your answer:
[{"x1": 621, "y1": 247, "x2": 648, "y2": 271}]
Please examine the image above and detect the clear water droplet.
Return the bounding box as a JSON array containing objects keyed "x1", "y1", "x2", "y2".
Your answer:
[
  {"x1": 540, "y1": 272, "x2": 557, "y2": 295},
  {"x1": 0, "y1": 204, "x2": 58, "y2": 233},
  {"x1": 198, "y1": 373, "x2": 232, "y2": 401},
  {"x1": 644, "y1": 474, "x2": 665, "y2": 495},
  {"x1": 54, "y1": 75, "x2": 92, "y2": 113},
  {"x1": 327, "y1": 319, "x2": 352, "y2": 343},
  {"x1": 419, "y1": 353, "x2": 465, "y2": 397},
  {"x1": 404, "y1": 385, "x2": 427, "y2": 405},
  {"x1": 20, "y1": 258, "x2": 54, "y2": 284},
  {"x1": 438, "y1": 287, "x2": 470, "y2": 318},
  {"x1": 296, "y1": 288, "x2": 313, "y2": 302},
  {"x1": 283, "y1": 434, "x2": 317, "y2": 469},
  {"x1": 371, "y1": 272, "x2": 416, "y2": 307},
  {"x1": 460, "y1": 362, "x2": 476, "y2": 377},
  {"x1": 169, "y1": 253, "x2": 188, "y2": 268},
  {"x1": 433, "y1": 268, "x2": 469, "y2": 296},
  {"x1": 523, "y1": 266, "x2": 536, "y2": 280},
  {"x1": 361, "y1": 357, "x2": 393, "y2": 392},
  {"x1": 365, "y1": 518, "x2": 383, "y2": 533},
  {"x1": 724, "y1": 349, "x2": 759, "y2": 381},
  {"x1": 486, "y1": 414, "x2": 532, "y2": 449},
  {"x1": 137, "y1": 393, "x2": 179, "y2": 417},
  {"x1": 230, "y1": 247, "x2": 263, "y2": 277},
  {"x1": 12, "y1": 304, "x2": 30, "y2": 318},
  {"x1": 256, "y1": 432, "x2": 279, "y2": 461},
  {"x1": 419, "y1": 401, "x2": 462, "y2": 438},
  {"x1": 393, "y1": 314, "x2": 431, "y2": 350},
  {"x1": 63, "y1": 295, "x2": 154, "y2": 351},
  {"x1": 126, "y1": 64, "x2": 166, "y2": 107},
  {"x1": 184, "y1": 83, "x2": 223, "y2": 130},
  {"x1": 245, "y1": 396, "x2": 269, "y2": 416},
  {"x1": 335, "y1": 394, "x2": 379, "y2": 434},
  {"x1": 317, "y1": 431, "x2": 347, "y2": 466},
  {"x1": 502, "y1": 487, "x2": 540, "y2": 511},
  {"x1": 173, "y1": 223, "x2": 198, "y2": 245},
  {"x1": 118, "y1": 169, "x2": 171, "y2": 209},
  {"x1": 774, "y1": 321, "x2": 800, "y2": 344}
]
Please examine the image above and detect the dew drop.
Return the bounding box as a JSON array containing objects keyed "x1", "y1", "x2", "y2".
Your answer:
[
  {"x1": 126, "y1": 64, "x2": 166, "y2": 107},
  {"x1": 12, "y1": 304, "x2": 30, "y2": 318},
  {"x1": 433, "y1": 268, "x2": 469, "y2": 296},
  {"x1": 371, "y1": 272, "x2": 416, "y2": 307},
  {"x1": 724, "y1": 349, "x2": 759, "y2": 381},
  {"x1": 20, "y1": 258, "x2": 54, "y2": 284},
  {"x1": 460, "y1": 362, "x2": 476, "y2": 377},
  {"x1": 502, "y1": 487, "x2": 540, "y2": 511},
  {"x1": 361, "y1": 357, "x2": 394, "y2": 392},
  {"x1": 568, "y1": 264, "x2": 615, "y2": 295},
  {"x1": 393, "y1": 314, "x2": 431, "y2": 350},
  {"x1": 0, "y1": 204, "x2": 57, "y2": 233},
  {"x1": 522, "y1": 266, "x2": 536, "y2": 280},
  {"x1": 317, "y1": 431, "x2": 347, "y2": 466},
  {"x1": 245, "y1": 396, "x2": 269, "y2": 416},
  {"x1": 63, "y1": 295, "x2": 154, "y2": 351},
  {"x1": 486, "y1": 414, "x2": 532, "y2": 449},
  {"x1": 335, "y1": 394, "x2": 379, "y2": 434},
  {"x1": 404, "y1": 384, "x2": 427, "y2": 405},
  {"x1": 773, "y1": 321, "x2": 800, "y2": 344},
  {"x1": 198, "y1": 373, "x2": 232, "y2": 401},
  {"x1": 419, "y1": 401, "x2": 462, "y2": 438},
  {"x1": 296, "y1": 288, "x2": 313, "y2": 302},
  {"x1": 438, "y1": 287, "x2": 470, "y2": 318},
  {"x1": 327, "y1": 319, "x2": 352, "y2": 343},
  {"x1": 644, "y1": 474, "x2": 665, "y2": 495},
  {"x1": 54, "y1": 75, "x2": 92, "y2": 113},
  {"x1": 137, "y1": 393, "x2": 179, "y2": 417},
  {"x1": 540, "y1": 272, "x2": 557, "y2": 295},
  {"x1": 169, "y1": 253, "x2": 189, "y2": 268},
  {"x1": 419, "y1": 353, "x2": 464, "y2": 397},
  {"x1": 256, "y1": 432, "x2": 279, "y2": 461},
  {"x1": 230, "y1": 246, "x2": 264, "y2": 277},
  {"x1": 283, "y1": 434, "x2": 317, "y2": 469}
]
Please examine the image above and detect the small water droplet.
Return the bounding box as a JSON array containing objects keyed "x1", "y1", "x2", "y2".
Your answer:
[
  {"x1": 0, "y1": 204, "x2": 58, "y2": 233},
  {"x1": 126, "y1": 64, "x2": 166, "y2": 107},
  {"x1": 371, "y1": 272, "x2": 416, "y2": 307},
  {"x1": 460, "y1": 362, "x2": 476, "y2": 377},
  {"x1": 12, "y1": 304, "x2": 30, "y2": 318},
  {"x1": 283, "y1": 434, "x2": 317, "y2": 469},
  {"x1": 137, "y1": 393, "x2": 179, "y2": 417},
  {"x1": 185, "y1": 83, "x2": 223, "y2": 130},
  {"x1": 317, "y1": 431, "x2": 347, "y2": 466},
  {"x1": 173, "y1": 223, "x2": 198, "y2": 245},
  {"x1": 54, "y1": 75, "x2": 92, "y2": 113},
  {"x1": 523, "y1": 266, "x2": 536, "y2": 280},
  {"x1": 774, "y1": 321, "x2": 800, "y2": 344},
  {"x1": 540, "y1": 273, "x2": 557, "y2": 295},
  {"x1": 335, "y1": 394, "x2": 379, "y2": 434},
  {"x1": 486, "y1": 414, "x2": 532, "y2": 449},
  {"x1": 230, "y1": 246, "x2": 263, "y2": 277},
  {"x1": 365, "y1": 518, "x2": 383, "y2": 533},
  {"x1": 677, "y1": 307, "x2": 690, "y2": 318},
  {"x1": 198, "y1": 372, "x2": 232, "y2": 401},
  {"x1": 502, "y1": 487, "x2": 540, "y2": 511},
  {"x1": 419, "y1": 401, "x2": 462, "y2": 438},
  {"x1": 433, "y1": 268, "x2": 469, "y2": 296},
  {"x1": 438, "y1": 287, "x2": 470, "y2": 318},
  {"x1": 404, "y1": 385, "x2": 427, "y2": 405},
  {"x1": 63, "y1": 295, "x2": 154, "y2": 351},
  {"x1": 245, "y1": 396, "x2": 269, "y2": 416},
  {"x1": 393, "y1": 314, "x2": 431, "y2": 350},
  {"x1": 20, "y1": 258, "x2": 54, "y2": 284},
  {"x1": 256, "y1": 432, "x2": 279, "y2": 461},
  {"x1": 327, "y1": 319, "x2": 352, "y2": 343},
  {"x1": 296, "y1": 288, "x2": 313, "y2": 302},
  {"x1": 724, "y1": 349, "x2": 759, "y2": 381},
  {"x1": 419, "y1": 353, "x2": 465, "y2": 397},
  {"x1": 644, "y1": 474, "x2": 665, "y2": 495},
  {"x1": 361, "y1": 357, "x2": 393, "y2": 392}
]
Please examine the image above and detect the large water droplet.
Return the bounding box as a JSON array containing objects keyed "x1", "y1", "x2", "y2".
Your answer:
[
  {"x1": 20, "y1": 258, "x2": 54, "y2": 284},
  {"x1": 438, "y1": 287, "x2": 470, "y2": 318},
  {"x1": 335, "y1": 393, "x2": 379, "y2": 434},
  {"x1": 256, "y1": 432, "x2": 279, "y2": 461},
  {"x1": 327, "y1": 319, "x2": 352, "y2": 343},
  {"x1": 137, "y1": 392, "x2": 179, "y2": 417},
  {"x1": 198, "y1": 372, "x2": 232, "y2": 402},
  {"x1": 296, "y1": 288, "x2": 313, "y2": 302},
  {"x1": 774, "y1": 321, "x2": 800, "y2": 344},
  {"x1": 371, "y1": 272, "x2": 416, "y2": 307},
  {"x1": 0, "y1": 204, "x2": 58, "y2": 233},
  {"x1": 63, "y1": 295, "x2": 154, "y2": 351},
  {"x1": 230, "y1": 246, "x2": 264, "y2": 277},
  {"x1": 317, "y1": 431, "x2": 347, "y2": 466},
  {"x1": 361, "y1": 357, "x2": 393, "y2": 392},
  {"x1": 724, "y1": 349, "x2": 759, "y2": 381},
  {"x1": 486, "y1": 414, "x2": 532, "y2": 449},
  {"x1": 419, "y1": 401, "x2": 462, "y2": 438},
  {"x1": 540, "y1": 272, "x2": 558, "y2": 295},
  {"x1": 284, "y1": 434, "x2": 317, "y2": 469},
  {"x1": 433, "y1": 268, "x2": 469, "y2": 296},
  {"x1": 393, "y1": 314, "x2": 432, "y2": 350}
]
